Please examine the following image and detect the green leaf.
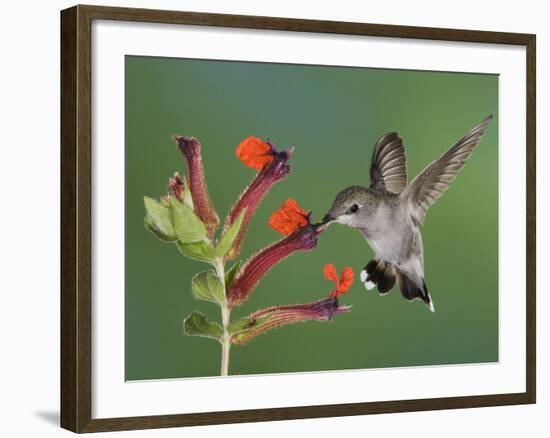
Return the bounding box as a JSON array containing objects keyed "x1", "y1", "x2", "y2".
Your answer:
[
  {"x1": 224, "y1": 261, "x2": 242, "y2": 288},
  {"x1": 176, "y1": 241, "x2": 215, "y2": 263},
  {"x1": 144, "y1": 197, "x2": 177, "y2": 241},
  {"x1": 215, "y1": 209, "x2": 246, "y2": 258},
  {"x1": 183, "y1": 311, "x2": 222, "y2": 340},
  {"x1": 144, "y1": 217, "x2": 178, "y2": 242},
  {"x1": 170, "y1": 197, "x2": 208, "y2": 243},
  {"x1": 192, "y1": 271, "x2": 225, "y2": 304},
  {"x1": 182, "y1": 175, "x2": 194, "y2": 209}
]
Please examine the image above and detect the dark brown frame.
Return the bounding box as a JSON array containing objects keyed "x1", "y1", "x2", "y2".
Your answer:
[{"x1": 61, "y1": 4, "x2": 536, "y2": 433}]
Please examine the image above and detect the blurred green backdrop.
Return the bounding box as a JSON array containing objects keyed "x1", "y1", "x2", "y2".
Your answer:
[{"x1": 125, "y1": 56, "x2": 498, "y2": 380}]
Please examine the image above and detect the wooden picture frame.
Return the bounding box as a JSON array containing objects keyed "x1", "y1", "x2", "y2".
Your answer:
[{"x1": 61, "y1": 4, "x2": 536, "y2": 433}]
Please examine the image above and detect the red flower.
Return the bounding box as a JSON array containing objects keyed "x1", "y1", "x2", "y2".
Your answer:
[
  {"x1": 323, "y1": 263, "x2": 354, "y2": 298},
  {"x1": 268, "y1": 199, "x2": 310, "y2": 235},
  {"x1": 228, "y1": 224, "x2": 320, "y2": 307},
  {"x1": 231, "y1": 297, "x2": 351, "y2": 345},
  {"x1": 168, "y1": 172, "x2": 184, "y2": 202},
  {"x1": 236, "y1": 136, "x2": 275, "y2": 171},
  {"x1": 224, "y1": 140, "x2": 294, "y2": 259}
]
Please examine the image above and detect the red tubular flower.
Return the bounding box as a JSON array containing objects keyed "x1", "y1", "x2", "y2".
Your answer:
[
  {"x1": 324, "y1": 263, "x2": 355, "y2": 298},
  {"x1": 168, "y1": 172, "x2": 185, "y2": 202},
  {"x1": 252, "y1": 297, "x2": 351, "y2": 322},
  {"x1": 228, "y1": 224, "x2": 320, "y2": 307},
  {"x1": 268, "y1": 199, "x2": 310, "y2": 235},
  {"x1": 231, "y1": 297, "x2": 351, "y2": 345},
  {"x1": 224, "y1": 140, "x2": 294, "y2": 259},
  {"x1": 236, "y1": 136, "x2": 275, "y2": 171},
  {"x1": 174, "y1": 136, "x2": 220, "y2": 238}
]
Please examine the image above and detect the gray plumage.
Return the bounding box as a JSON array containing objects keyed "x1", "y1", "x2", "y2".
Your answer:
[{"x1": 321, "y1": 115, "x2": 493, "y2": 312}]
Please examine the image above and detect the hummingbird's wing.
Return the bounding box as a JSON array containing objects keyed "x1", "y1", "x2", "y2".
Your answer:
[
  {"x1": 401, "y1": 115, "x2": 493, "y2": 225},
  {"x1": 369, "y1": 132, "x2": 407, "y2": 194}
]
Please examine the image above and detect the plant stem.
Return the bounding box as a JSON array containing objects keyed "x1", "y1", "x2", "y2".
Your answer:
[
  {"x1": 220, "y1": 303, "x2": 231, "y2": 376},
  {"x1": 215, "y1": 258, "x2": 231, "y2": 376}
]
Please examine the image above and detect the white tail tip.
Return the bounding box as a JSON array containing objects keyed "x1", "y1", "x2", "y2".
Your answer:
[{"x1": 360, "y1": 269, "x2": 376, "y2": 290}]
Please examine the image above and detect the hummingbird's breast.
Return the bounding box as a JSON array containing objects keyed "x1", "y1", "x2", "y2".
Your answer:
[{"x1": 359, "y1": 199, "x2": 417, "y2": 266}]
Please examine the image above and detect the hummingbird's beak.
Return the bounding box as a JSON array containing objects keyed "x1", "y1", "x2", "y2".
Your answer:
[{"x1": 315, "y1": 213, "x2": 334, "y2": 228}]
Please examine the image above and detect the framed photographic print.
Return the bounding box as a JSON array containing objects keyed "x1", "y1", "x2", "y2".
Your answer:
[{"x1": 60, "y1": 4, "x2": 536, "y2": 433}]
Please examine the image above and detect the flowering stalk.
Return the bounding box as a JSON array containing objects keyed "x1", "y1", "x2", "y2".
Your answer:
[
  {"x1": 228, "y1": 224, "x2": 320, "y2": 307},
  {"x1": 145, "y1": 134, "x2": 354, "y2": 376},
  {"x1": 174, "y1": 136, "x2": 220, "y2": 238},
  {"x1": 224, "y1": 138, "x2": 294, "y2": 259}
]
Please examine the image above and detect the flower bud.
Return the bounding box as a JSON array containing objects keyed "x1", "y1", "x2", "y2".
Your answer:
[{"x1": 174, "y1": 136, "x2": 220, "y2": 238}]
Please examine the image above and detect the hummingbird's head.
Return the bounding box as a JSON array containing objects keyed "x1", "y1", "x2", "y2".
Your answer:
[{"x1": 319, "y1": 186, "x2": 377, "y2": 229}]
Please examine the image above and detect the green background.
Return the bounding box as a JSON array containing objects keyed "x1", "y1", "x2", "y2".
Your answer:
[{"x1": 125, "y1": 56, "x2": 498, "y2": 380}]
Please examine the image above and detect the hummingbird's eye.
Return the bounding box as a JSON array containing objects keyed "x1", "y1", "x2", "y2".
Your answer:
[{"x1": 348, "y1": 204, "x2": 359, "y2": 214}]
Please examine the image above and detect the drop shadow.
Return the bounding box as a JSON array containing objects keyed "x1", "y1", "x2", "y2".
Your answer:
[{"x1": 34, "y1": 410, "x2": 59, "y2": 427}]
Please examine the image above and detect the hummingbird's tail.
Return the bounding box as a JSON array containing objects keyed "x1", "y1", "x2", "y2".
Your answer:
[
  {"x1": 360, "y1": 258, "x2": 396, "y2": 294},
  {"x1": 396, "y1": 270, "x2": 435, "y2": 312},
  {"x1": 361, "y1": 258, "x2": 434, "y2": 312}
]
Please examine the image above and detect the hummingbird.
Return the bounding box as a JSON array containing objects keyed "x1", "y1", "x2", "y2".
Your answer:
[{"x1": 319, "y1": 115, "x2": 493, "y2": 312}]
